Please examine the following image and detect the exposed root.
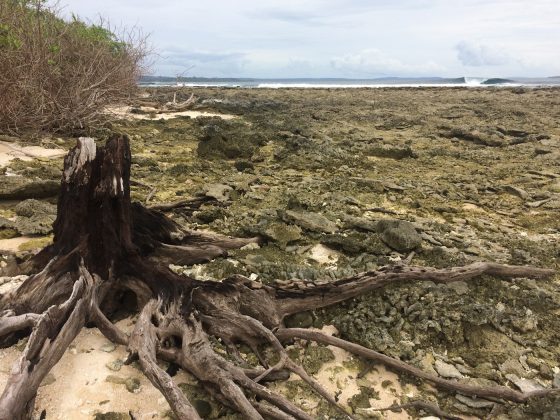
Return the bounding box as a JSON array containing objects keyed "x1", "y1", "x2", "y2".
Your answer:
[
  {"x1": 276, "y1": 261, "x2": 555, "y2": 315},
  {"x1": 0, "y1": 264, "x2": 94, "y2": 420},
  {"x1": 275, "y1": 328, "x2": 560, "y2": 403},
  {"x1": 370, "y1": 400, "x2": 464, "y2": 420},
  {"x1": 128, "y1": 300, "x2": 202, "y2": 419},
  {"x1": 149, "y1": 195, "x2": 217, "y2": 212},
  {"x1": 253, "y1": 401, "x2": 303, "y2": 420},
  {"x1": 88, "y1": 281, "x2": 129, "y2": 346},
  {"x1": 0, "y1": 312, "x2": 40, "y2": 338},
  {"x1": 151, "y1": 243, "x2": 228, "y2": 265}
]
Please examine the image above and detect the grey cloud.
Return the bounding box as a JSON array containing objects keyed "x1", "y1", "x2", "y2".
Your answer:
[
  {"x1": 250, "y1": 0, "x2": 434, "y2": 24},
  {"x1": 455, "y1": 41, "x2": 512, "y2": 66},
  {"x1": 161, "y1": 49, "x2": 246, "y2": 64},
  {"x1": 58, "y1": 0, "x2": 560, "y2": 77},
  {"x1": 158, "y1": 48, "x2": 249, "y2": 76},
  {"x1": 331, "y1": 49, "x2": 444, "y2": 76},
  {"x1": 249, "y1": 8, "x2": 323, "y2": 24}
]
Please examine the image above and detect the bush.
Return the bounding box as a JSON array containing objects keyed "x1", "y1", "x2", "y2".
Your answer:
[{"x1": 0, "y1": 0, "x2": 148, "y2": 133}]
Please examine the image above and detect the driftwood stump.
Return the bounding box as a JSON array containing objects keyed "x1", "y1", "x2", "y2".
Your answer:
[{"x1": 0, "y1": 135, "x2": 556, "y2": 419}]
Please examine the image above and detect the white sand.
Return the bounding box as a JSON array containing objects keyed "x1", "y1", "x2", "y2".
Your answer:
[
  {"x1": 0, "y1": 322, "x2": 427, "y2": 419},
  {"x1": 0, "y1": 317, "x2": 195, "y2": 419},
  {"x1": 0, "y1": 237, "x2": 36, "y2": 253},
  {"x1": 271, "y1": 325, "x2": 415, "y2": 419},
  {"x1": 307, "y1": 244, "x2": 341, "y2": 266},
  {"x1": 106, "y1": 106, "x2": 236, "y2": 121},
  {"x1": 0, "y1": 142, "x2": 66, "y2": 167}
]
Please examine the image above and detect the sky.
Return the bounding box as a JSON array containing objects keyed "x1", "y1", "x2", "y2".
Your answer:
[{"x1": 58, "y1": 0, "x2": 560, "y2": 78}]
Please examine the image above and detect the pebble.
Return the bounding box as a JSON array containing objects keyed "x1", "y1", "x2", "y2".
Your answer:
[
  {"x1": 553, "y1": 373, "x2": 560, "y2": 388},
  {"x1": 446, "y1": 281, "x2": 469, "y2": 295},
  {"x1": 125, "y1": 377, "x2": 141, "y2": 393},
  {"x1": 240, "y1": 242, "x2": 259, "y2": 250},
  {"x1": 434, "y1": 360, "x2": 463, "y2": 379},
  {"x1": 100, "y1": 343, "x2": 117, "y2": 353},
  {"x1": 455, "y1": 394, "x2": 494, "y2": 408},
  {"x1": 505, "y1": 374, "x2": 545, "y2": 393},
  {"x1": 499, "y1": 359, "x2": 527, "y2": 377},
  {"x1": 106, "y1": 359, "x2": 124, "y2": 372},
  {"x1": 503, "y1": 185, "x2": 530, "y2": 200}
]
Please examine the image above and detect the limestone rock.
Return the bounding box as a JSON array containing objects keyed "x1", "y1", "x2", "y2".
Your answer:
[
  {"x1": 366, "y1": 144, "x2": 417, "y2": 160},
  {"x1": 94, "y1": 412, "x2": 132, "y2": 420},
  {"x1": 204, "y1": 183, "x2": 233, "y2": 202},
  {"x1": 106, "y1": 359, "x2": 124, "y2": 372},
  {"x1": 14, "y1": 199, "x2": 56, "y2": 218},
  {"x1": 434, "y1": 359, "x2": 463, "y2": 379},
  {"x1": 12, "y1": 199, "x2": 57, "y2": 235},
  {"x1": 505, "y1": 374, "x2": 545, "y2": 393},
  {"x1": 0, "y1": 176, "x2": 59, "y2": 200},
  {"x1": 100, "y1": 343, "x2": 117, "y2": 353},
  {"x1": 499, "y1": 359, "x2": 527, "y2": 377},
  {"x1": 262, "y1": 222, "x2": 302, "y2": 246},
  {"x1": 281, "y1": 210, "x2": 338, "y2": 234},
  {"x1": 376, "y1": 219, "x2": 422, "y2": 252},
  {"x1": 455, "y1": 394, "x2": 494, "y2": 408}
]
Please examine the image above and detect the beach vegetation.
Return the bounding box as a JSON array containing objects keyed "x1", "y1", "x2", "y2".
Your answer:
[{"x1": 0, "y1": 0, "x2": 148, "y2": 133}]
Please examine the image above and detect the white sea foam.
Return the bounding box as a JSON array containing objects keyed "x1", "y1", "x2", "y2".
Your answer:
[
  {"x1": 140, "y1": 77, "x2": 558, "y2": 89},
  {"x1": 255, "y1": 82, "x2": 522, "y2": 89}
]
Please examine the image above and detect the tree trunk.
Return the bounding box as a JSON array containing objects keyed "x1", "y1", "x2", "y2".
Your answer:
[{"x1": 0, "y1": 135, "x2": 555, "y2": 420}]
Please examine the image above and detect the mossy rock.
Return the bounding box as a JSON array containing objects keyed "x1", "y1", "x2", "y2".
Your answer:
[
  {"x1": 14, "y1": 199, "x2": 56, "y2": 218},
  {"x1": 94, "y1": 413, "x2": 132, "y2": 420},
  {"x1": 0, "y1": 217, "x2": 18, "y2": 239},
  {"x1": 302, "y1": 345, "x2": 335, "y2": 374},
  {"x1": 366, "y1": 144, "x2": 417, "y2": 160},
  {"x1": 376, "y1": 219, "x2": 422, "y2": 252},
  {"x1": 14, "y1": 214, "x2": 56, "y2": 236},
  {"x1": 0, "y1": 227, "x2": 18, "y2": 239},
  {"x1": 197, "y1": 120, "x2": 265, "y2": 159},
  {"x1": 348, "y1": 386, "x2": 379, "y2": 412},
  {"x1": 261, "y1": 222, "x2": 302, "y2": 246},
  {"x1": 322, "y1": 232, "x2": 390, "y2": 255},
  {"x1": 0, "y1": 177, "x2": 59, "y2": 200},
  {"x1": 284, "y1": 311, "x2": 314, "y2": 328}
]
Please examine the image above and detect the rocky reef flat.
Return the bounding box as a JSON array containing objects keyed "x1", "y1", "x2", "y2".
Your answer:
[{"x1": 1, "y1": 87, "x2": 559, "y2": 419}]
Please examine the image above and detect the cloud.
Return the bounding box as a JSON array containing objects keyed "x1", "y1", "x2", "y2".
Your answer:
[
  {"x1": 58, "y1": 0, "x2": 560, "y2": 77},
  {"x1": 162, "y1": 49, "x2": 246, "y2": 64},
  {"x1": 455, "y1": 41, "x2": 512, "y2": 66},
  {"x1": 331, "y1": 49, "x2": 444, "y2": 76},
  {"x1": 249, "y1": 8, "x2": 323, "y2": 24},
  {"x1": 249, "y1": 0, "x2": 435, "y2": 25},
  {"x1": 157, "y1": 47, "x2": 248, "y2": 76}
]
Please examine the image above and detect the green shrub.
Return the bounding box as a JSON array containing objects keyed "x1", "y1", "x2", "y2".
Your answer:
[{"x1": 0, "y1": 0, "x2": 148, "y2": 133}]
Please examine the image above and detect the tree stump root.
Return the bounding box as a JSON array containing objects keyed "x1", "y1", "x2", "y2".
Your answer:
[{"x1": 0, "y1": 135, "x2": 556, "y2": 419}]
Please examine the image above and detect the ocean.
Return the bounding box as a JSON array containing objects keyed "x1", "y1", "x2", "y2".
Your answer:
[{"x1": 139, "y1": 76, "x2": 560, "y2": 88}]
